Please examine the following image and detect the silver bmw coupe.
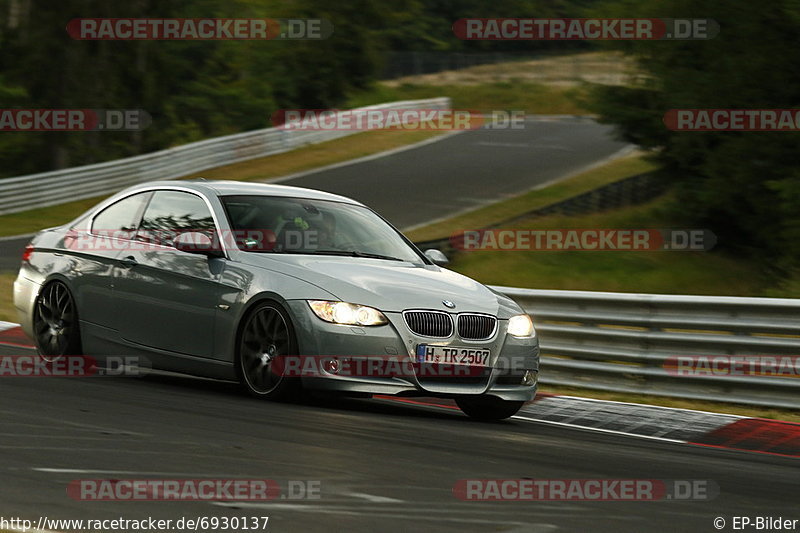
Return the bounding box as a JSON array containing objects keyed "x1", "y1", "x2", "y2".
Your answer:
[{"x1": 13, "y1": 180, "x2": 539, "y2": 419}]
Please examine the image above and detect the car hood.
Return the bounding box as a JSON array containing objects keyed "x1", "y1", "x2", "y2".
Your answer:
[{"x1": 240, "y1": 254, "x2": 522, "y2": 317}]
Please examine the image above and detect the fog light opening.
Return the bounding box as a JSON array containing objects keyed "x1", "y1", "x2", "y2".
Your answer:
[
  {"x1": 322, "y1": 358, "x2": 341, "y2": 375},
  {"x1": 522, "y1": 370, "x2": 537, "y2": 386}
]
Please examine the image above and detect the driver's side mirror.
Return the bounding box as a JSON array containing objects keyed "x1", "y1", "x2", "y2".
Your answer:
[
  {"x1": 424, "y1": 249, "x2": 449, "y2": 266},
  {"x1": 174, "y1": 232, "x2": 223, "y2": 258}
]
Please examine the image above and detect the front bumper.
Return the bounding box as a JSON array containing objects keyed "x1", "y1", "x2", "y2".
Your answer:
[{"x1": 286, "y1": 300, "x2": 539, "y2": 401}]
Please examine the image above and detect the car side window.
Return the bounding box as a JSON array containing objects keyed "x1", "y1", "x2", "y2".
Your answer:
[
  {"x1": 138, "y1": 190, "x2": 217, "y2": 247},
  {"x1": 91, "y1": 192, "x2": 150, "y2": 239}
]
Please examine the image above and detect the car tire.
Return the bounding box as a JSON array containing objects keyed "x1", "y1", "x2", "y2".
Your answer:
[
  {"x1": 33, "y1": 280, "x2": 83, "y2": 362},
  {"x1": 455, "y1": 396, "x2": 524, "y2": 421},
  {"x1": 235, "y1": 300, "x2": 302, "y2": 401}
]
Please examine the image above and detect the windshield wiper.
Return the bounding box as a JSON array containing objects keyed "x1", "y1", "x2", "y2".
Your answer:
[
  {"x1": 277, "y1": 249, "x2": 404, "y2": 261},
  {"x1": 349, "y1": 250, "x2": 404, "y2": 261}
]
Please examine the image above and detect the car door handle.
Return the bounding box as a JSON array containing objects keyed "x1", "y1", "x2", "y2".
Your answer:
[{"x1": 119, "y1": 256, "x2": 138, "y2": 268}]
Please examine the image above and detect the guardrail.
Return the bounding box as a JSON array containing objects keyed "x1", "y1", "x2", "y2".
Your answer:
[
  {"x1": 0, "y1": 97, "x2": 451, "y2": 216},
  {"x1": 492, "y1": 287, "x2": 800, "y2": 409}
]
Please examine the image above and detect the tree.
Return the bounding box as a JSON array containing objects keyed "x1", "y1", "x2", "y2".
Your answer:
[
  {"x1": 0, "y1": 0, "x2": 392, "y2": 176},
  {"x1": 589, "y1": 0, "x2": 800, "y2": 271}
]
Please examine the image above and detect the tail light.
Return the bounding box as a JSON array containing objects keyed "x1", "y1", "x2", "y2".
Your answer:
[{"x1": 21, "y1": 243, "x2": 34, "y2": 263}]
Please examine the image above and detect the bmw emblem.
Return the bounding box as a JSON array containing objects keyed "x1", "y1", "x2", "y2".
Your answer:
[{"x1": 442, "y1": 300, "x2": 456, "y2": 309}]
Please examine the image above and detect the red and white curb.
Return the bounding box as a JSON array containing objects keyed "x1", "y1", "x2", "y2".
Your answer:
[
  {"x1": 2, "y1": 322, "x2": 798, "y2": 459},
  {"x1": 519, "y1": 394, "x2": 800, "y2": 458},
  {"x1": 0, "y1": 321, "x2": 32, "y2": 349},
  {"x1": 0, "y1": 320, "x2": 20, "y2": 331},
  {"x1": 380, "y1": 394, "x2": 800, "y2": 459}
]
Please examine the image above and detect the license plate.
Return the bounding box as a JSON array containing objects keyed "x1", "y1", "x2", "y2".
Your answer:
[{"x1": 416, "y1": 345, "x2": 491, "y2": 366}]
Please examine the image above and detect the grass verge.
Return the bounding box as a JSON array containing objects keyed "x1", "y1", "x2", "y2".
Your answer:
[
  {"x1": 349, "y1": 51, "x2": 639, "y2": 114},
  {"x1": 0, "y1": 129, "x2": 442, "y2": 237},
  {"x1": 379, "y1": 51, "x2": 636, "y2": 88},
  {"x1": 0, "y1": 273, "x2": 17, "y2": 323},
  {"x1": 448, "y1": 195, "x2": 770, "y2": 296},
  {"x1": 540, "y1": 385, "x2": 800, "y2": 423},
  {"x1": 406, "y1": 152, "x2": 656, "y2": 242}
]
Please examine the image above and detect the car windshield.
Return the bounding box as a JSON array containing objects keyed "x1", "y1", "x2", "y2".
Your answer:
[{"x1": 221, "y1": 195, "x2": 424, "y2": 263}]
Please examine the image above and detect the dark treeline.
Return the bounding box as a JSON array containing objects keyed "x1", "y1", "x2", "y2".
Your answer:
[
  {"x1": 2, "y1": 0, "x2": 796, "y2": 273},
  {"x1": 0, "y1": 0, "x2": 593, "y2": 176},
  {"x1": 588, "y1": 0, "x2": 800, "y2": 273}
]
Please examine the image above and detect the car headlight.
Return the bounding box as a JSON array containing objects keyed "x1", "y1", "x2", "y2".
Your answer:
[
  {"x1": 308, "y1": 300, "x2": 388, "y2": 326},
  {"x1": 507, "y1": 314, "x2": 535, "y2": 338}
]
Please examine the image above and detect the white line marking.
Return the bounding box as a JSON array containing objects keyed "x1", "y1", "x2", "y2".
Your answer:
[
  {"x1": 0, "y1": 134, "x2": 463, "y2": 240},
  {"x1": 342, "y1": 491, "x2": 405, "y2": 503},
  {"x1": 401, "y1": 143, "x2": 637, "y2": 232},
  {"x1": 0, "y1": 409, "x2": 152, "y2": 437},
  {"x1": 31, "y1": 467, "x2": 284, "y2": 479},
  {"x1": 2, "y1": 448, "x2": 249, "y2": 462},
  {"x1": 261, "y1": 130, "x2": 465, "y2": 185},
  {"x1": 1, "y1": 419, "x2": 174, "y2": 435},
  {"x1": 524, "y1": 114, "x2": 599, "y2": 121},
  {"x1": 0, "y1": 321, "x2": 21, "y2": 332},
  {"x1": 32, "y1": 467, "x2": 254, "y2": 477},
  {"x1": 0, "y1": 232, "x2": 35, "y2": 242},
  {"x1": 210, "y1": 502, "x2": 541, "y2": 524},
  {"x1": 0, "y1": 434, "x2": 133, "y2": 441}
]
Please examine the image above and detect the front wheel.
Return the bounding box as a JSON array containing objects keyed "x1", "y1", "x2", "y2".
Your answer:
[
  {"x1": 236, "y1": 301, "x2": 301, "y2": 401},
  {"x1": 455, "y1": 396, "x2": 524, "y2": 421},
  {"x1": 33, "y1": 280, "x2": 82, "y2": 361}
]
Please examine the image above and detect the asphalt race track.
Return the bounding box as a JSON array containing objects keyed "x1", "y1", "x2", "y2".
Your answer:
[
  {"x1": 4, "y1": 121, "x2": 792, "y2": 533},
  {"x1": 0, "y1": 344, "x2": 798, "y2": 532},
  {"x1": 277, "y1": 118, "x2": 629, "y2": 230},
  {"x1": 0, "y1": 118, "x2": 628, "y2": 271}
]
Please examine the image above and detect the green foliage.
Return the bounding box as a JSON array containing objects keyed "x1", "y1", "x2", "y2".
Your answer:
[
  {"x1": 589, "y1": 0, "x2": 800, "y2": 271},
  {"x1": 0, "y1": 0, "x2": 618, "y2": 178},
  {"x1": 0, "y1": 0, "x2": 398, "y2": 176},
  {"x1": 450, "y1": 195, "x2": 772, "y2": 296},
  {"x1": 379, "y1": 0, "x2": 593, "y2": 53}
]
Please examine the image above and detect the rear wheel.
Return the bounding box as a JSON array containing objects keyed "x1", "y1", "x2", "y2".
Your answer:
[
  {"x1": 455, "y1": 396, "x2": 524, "y2": 421},
  {"x1": 33, "y1": 281, "x2": 82, "y2": 361},
  {"x1": 236, "y1": 301, "x2": 301, "y2": 401}
]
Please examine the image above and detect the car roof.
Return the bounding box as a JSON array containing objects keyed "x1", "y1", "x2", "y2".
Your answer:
[{"x1": 123, "y1": 180, "x2": 364, "y2": 206}]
